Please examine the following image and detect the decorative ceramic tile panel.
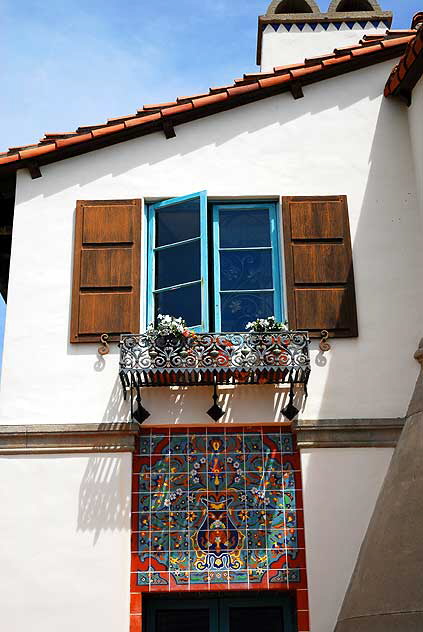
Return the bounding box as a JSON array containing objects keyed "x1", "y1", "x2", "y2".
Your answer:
[{"x1": 132, "y1": 427, "x2": 305, "y2": 591}]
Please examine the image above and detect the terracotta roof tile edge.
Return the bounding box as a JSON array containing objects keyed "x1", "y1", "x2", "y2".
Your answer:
[{"x1": 385, "y1": 25, "x2": 423, "y2": 100}]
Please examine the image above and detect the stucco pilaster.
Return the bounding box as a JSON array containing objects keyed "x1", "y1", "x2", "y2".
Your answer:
[{"x1": 335, "y1": 339, "x2": 423, "y2": 631}]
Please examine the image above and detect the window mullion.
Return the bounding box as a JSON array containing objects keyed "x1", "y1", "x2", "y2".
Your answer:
[{"x1": 199, "y1": 191, "x2": 209, "y2": 333}]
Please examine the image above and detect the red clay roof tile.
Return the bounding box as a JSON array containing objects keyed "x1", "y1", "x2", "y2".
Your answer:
[
  {"x1": 177, "y1": 93, "x2": 209, "y2": 101},
  {"x1": 55, "y1": 133, "x2": 93, "y2": 148},
  {"x1": 415, "y1": 34, "x2": 423, "y2": 55},
  {"x1": 19, "y1": 144, "x2": 57, "y2": 160},
  {"x1": 258, "y1": 74, "x2": 291, "y2": 89},
  {"x1": 124, "y1": 112, "x2": 162, "y2": 128},
  {"x1": 227, "y1": 82, "x2": 261, "y2": 97},
  {"x1": 0, "y1": 154, "x2": 19, "y2": 165},
  {"x1": 0, "y1": 29, "x2": 414, "y2": 173},
  {"x1": 92, "y1": 123, "x2": 126, "y2": 137},
  {"x1": 351, "y1": 44, "x2": 382, "y2": 57},
  {"x1": 381, "y1": 35, "x2": 415, "y2": 49},
  {"x1": 321, "y1": 54, "x2": 353, "y2": 67},
  {"x1": 291, "y1": 64, "x2": 322, "y2": 79},
  {"x1": 161, "y1": 102, "x2": 194, "y2": 117},
  {"x1": 385, "y1": 20, "x2": 422, "y2": 99},
  {"x1": 305, "y1": 53, "x2": 335, "y2": 64},
  {"x1": 192, "y1": 92, "x2": 229, "y2": 108},
  {"x1": 143, "y1": 102, "x2": 177, "y2": 110}
]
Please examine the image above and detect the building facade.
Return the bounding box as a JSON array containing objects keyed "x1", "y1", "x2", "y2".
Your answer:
[{"x1": 0, "y1": 2, "x2": 422, "y2": 632}]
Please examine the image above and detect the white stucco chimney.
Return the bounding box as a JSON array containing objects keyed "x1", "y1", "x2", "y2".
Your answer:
[{"x1": 257, "y1": 0, "x2": 393, "y2": 71}]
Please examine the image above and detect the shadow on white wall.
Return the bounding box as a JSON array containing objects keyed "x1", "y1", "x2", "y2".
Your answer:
[{"x1": 77, "y1": 454, "x2": 131, "y2": 544}]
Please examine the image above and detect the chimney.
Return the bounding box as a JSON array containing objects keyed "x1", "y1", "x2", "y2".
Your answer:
[
  {"x1": 412, "y1": 11, "x2": 423, "y2": 29},
  {"x1": 257, "y1": 0, "x2": 393, "y2": 71}
]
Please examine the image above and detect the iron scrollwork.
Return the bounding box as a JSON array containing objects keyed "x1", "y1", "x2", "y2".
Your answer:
[{"x1": 119, "y1": 331, "x2": 310, "y2": 393}]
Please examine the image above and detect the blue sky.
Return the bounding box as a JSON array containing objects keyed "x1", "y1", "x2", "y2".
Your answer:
[{"x1": 0, "y1": 0, "x2": 419, "y2": 367}]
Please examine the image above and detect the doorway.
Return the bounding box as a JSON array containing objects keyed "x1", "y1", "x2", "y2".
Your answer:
[{"x1": 144, "y1": 593, "x2": 296, "y2": 632}]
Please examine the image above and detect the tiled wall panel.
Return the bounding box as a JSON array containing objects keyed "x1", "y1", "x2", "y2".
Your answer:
[{"x1": 131, "y1": 426, "x2": 309, "y2": 631}]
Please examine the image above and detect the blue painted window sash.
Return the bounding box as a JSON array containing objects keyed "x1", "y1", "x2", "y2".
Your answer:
[
  {"x1": 147, "y1": 191, "x2": 209, "y2": 333},
  {"x1": 212, "y1": 202, "x2": 283, "y2": 332}
]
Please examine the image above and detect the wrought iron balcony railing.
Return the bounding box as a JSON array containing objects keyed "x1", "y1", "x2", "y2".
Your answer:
[
  {"x1": 119, "y1": 331, "x2": 310, "y2": 422},
  {"x1": 120, "y1": 331, "x2": 310, "y2": 388}
]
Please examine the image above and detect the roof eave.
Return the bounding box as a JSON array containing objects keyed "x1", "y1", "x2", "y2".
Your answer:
[{"x1": 0, "y1": 40, "x2": 409, "y2": 179}]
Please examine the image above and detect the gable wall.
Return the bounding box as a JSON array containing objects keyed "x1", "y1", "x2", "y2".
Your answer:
[
  {"x1": 1, "y1": 60, "x2": 420, "y2": 427},
  {"x1": 261, "y1": 22, "x2": 388, "y2": 70}
]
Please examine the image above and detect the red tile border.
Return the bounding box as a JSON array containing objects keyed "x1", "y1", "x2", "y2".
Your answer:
[
  {"x1": 130, "y1": 593, "x2": 142, "y2": 615},
  {"x1": 297, "y1": 610, "x2": 310, "y2": 631},
  {"x1": 130, "y1": 614, "x2": 142, "y2": 632}
]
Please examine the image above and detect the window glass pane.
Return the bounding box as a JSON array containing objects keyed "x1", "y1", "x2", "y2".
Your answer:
[
  {"x1": 156, "y1": 283, "x2": 202, "y2": 327},
  {"x1": 220, "y1": 291, "x2": 274, "y2": 332},
  {"x1": 156, "y1": 608, "x2": 209, "y2": 632},
  {"x1": 156, "y1": 240, "x2": 200, "y2": 290},
  {"x1": 220, "y1": 250, "x2": 273, "y2": 291},
  {"x1": 219, "y1": 209, "x2": 271, "y2": 248},
  {"x1": 229, "y1": 606, "x2": 284, "y2": 632},
  {"x1": 156, "y1": 198, "x2": 200, "y2": 247}
]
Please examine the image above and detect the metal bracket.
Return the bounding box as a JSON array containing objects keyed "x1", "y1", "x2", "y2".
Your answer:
[
  {"x1": 207, "y1": 375, "x2": 225, "y2": 422},
  {"x1": 98, "y1": 333, "x2": 110, "y2": 356},
  {"x1": 290, "y1": 80, "x2": 304, "y2": 100},
  {"x1": 319, "y1": 330, "x2": 331, "y2": 352},
  {"x1": 27, "y1": 161, "x2": 42, "y2": 179},
  {"x1": 162, "y1": 119, "x2": 176, "y2": 139}
]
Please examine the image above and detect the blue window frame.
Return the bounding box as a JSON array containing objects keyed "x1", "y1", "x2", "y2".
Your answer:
[
  {"x1": 147, "y1": 194, "x2": 283, "y2": 332},
  {"x1": 147, "y1": 191, "x2": 209, "y2": 332},
  {"x1": 213, "y1": 202, "x2": 283, "y2": 332}
]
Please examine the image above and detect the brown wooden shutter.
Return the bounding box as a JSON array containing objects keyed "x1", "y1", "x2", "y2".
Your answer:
[
  {"x1": 282, "y1": 196, "x2": 358, "y2": 337},
  {"x1": 70, "y1": 199, "x2": 141, "y2": 343}
]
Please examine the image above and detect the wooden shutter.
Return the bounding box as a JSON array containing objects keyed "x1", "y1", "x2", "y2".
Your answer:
[
  {"x1": 282, "y1": 196, "x2": 358, "y2": 337},
  {"x1": 70, "y1": 199, "x2": 141, "y2": 343}
]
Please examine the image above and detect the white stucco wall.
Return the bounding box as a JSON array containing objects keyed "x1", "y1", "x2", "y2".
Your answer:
[
  {"x1": 0, "y1": 453, "x2": 131, "y2": 632},
  {"x1": 260, "y1": 22, "x2": 388, "y2": 71},
  {"x1": 301, "y1": 447, "x2": 393, "y2": 632},
  {"x1": 408, "y1": 76, "x2": 423, "y2": 224},
  {"x1": 0, "y1": 59, "x2": 421, "y2": 426}
]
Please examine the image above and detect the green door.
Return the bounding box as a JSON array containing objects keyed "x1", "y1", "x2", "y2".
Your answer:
[{"x1": 145, "y1": 593, "x2": 296, "y2": 632}]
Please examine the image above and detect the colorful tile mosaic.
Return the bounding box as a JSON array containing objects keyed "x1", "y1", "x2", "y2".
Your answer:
[{"x1": 132, "y1": 427, "x2": 305, "y2": 592}]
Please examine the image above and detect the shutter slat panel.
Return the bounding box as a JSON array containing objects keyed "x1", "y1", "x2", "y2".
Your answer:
[
  {"x1": 71, "y1": 199, "x2": 141, "y2": 343},
  {"x1": 282, "y1": 195, "x2": 358, "y2": 338},
  {"x1": 78, "y1": 294, "x2": 133, "y2": 334},
  {"x1": 82, "y1": 204, "x2": 134, "y2": 243},
  {"x1": 295, "y1": 288, "x2": 353, "y2": 331},
  {"x1": 292, "y1": 243, "x2": 349, "y2": 284},
  {"x1": 81, "y1": 249, "x2": 133, "y2": 287},
  {"x1": 290, "y1": 200, "x2": 344, "y2": 239}
]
